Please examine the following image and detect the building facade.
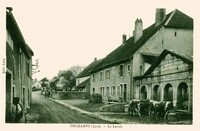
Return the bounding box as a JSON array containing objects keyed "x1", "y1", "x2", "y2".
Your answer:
[
  {"x1": 134, "y1": 50, "x2": 192, "y2": 111},
  {"x1": 6, "y1": 8, "x2": 34, "y2": 122},
  {"x1": 90, "y1": 8, "x2": 193, "y2": 111},
  {"x1": 75, "y1": 58, "x2": 103, "y2": 93}
]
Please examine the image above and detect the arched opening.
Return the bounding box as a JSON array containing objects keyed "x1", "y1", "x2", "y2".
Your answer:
[
  {"x1": 164, "y1": 84, "x2": 173, "y2": 101},
  {"x1": 153, "y1": 85, "x2": 161, "y2": 101},
  {"x1": 140, "y1": 86, "x2": 147, "y2": 100},
  {"x1": 177, "y1": 82, "x2": 189, "y2": 110}
]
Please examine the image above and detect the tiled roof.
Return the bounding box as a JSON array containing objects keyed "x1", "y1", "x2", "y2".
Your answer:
[
  {"x1": 40, "y1": 77, "x2": 49, "y2": 82},
  {"x1": 143, "y1": 49, "x2": 193, "y2": 76},
  {"x1": 142, "y1": 54, "x2": 158, "y2": 64},
  {"x1": 6, "y1": 11, "x2": 34, "y2": 58},
  {"x1": 91, "y1": 9, "x2": 193, "y2": 73},
  {"x1": 76, "y1": 59, "x2": 104, "y2": 78},
  {"x1": 164, "y1": 9, "x2": 193, "y2": 29},
  {"x1": 74, "y1": 78, "x2": 90, "y2": 89}
]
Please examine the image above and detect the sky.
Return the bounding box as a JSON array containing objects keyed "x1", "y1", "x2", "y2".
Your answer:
[{"x1": 4, "y1": 0, "x2": 197, "y2": 80}]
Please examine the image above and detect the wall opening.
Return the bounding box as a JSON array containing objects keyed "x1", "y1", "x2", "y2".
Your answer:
[
  {"x1": 92, "y1": 88, "x2": 95, "y2": 94},
  {"x1": 6, "y1": 73, "x2": 12, "y2": 122},
  {"x1": 140, "y1": 86, "x2": 147, "y2": 100},
  {"x1": 124, "y1": 84, "x2": 127, "y2": 102},
  {"x1": 153, "y1": 85, "x2": 161, "y2": 101},
  {"x1": 164, "y1": 84, "x2": 173, "y2": 101},
  {"x1": 177, "y1": 82, "x2": 189, "y2": 110}
]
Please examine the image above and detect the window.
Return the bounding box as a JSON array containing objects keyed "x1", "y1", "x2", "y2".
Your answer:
[
  {"x1": 112, "y1": 86, "x2": 116, "y2": 96},
  {"x1": 12, "y1": 57, "x2": 16, "y2": 79},
  {"x1": 100, "y1": 87, "x2": 103, "y2": 95},
  {"x1": 127, "y1": 65, "x2": 130, "y2": 72},
  {"x1": 6, "y1": 30, "x2": 13, "y2": 50},
  {"x1": 92, "y1": 74, "x2": 95, "y2": 82},
  {"x1": 26, "y1": 61, "x2": 30, "y2": 77},
  {"x1": 140, "y1": 66, "x2": 143, "y2": 75},
  {"x1": 12, "y1": 86, "x2": 15, "y2": 100},
  {"x1": 92, "y1": 88, "x2": 95, "y2": 94},
  {"x1": 174, "y1": 32, "x2": 177, "y2": 37},
  {"x1": 119, "y1": 64, "x2": 124, "y2": 76},
  {"x1": 106, "y1": 70, "x2": 110, "y2": 79},
  {"x1": 100, "y1": 72, "x2": 103, "y2": 81},
  {"x1": 117, "y1": 86, "x2": 120, "y2": 96},
  {"x1": 28, "y1": 89, "x2": 30, "y2": 106},
  {"x1": 120, "y1": 84, "x2": 123, "y2": 95}
]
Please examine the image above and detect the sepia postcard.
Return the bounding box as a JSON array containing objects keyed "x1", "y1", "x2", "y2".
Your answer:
[{"x1": 0, "y1": 0, "x2": 200, "y2": 131}]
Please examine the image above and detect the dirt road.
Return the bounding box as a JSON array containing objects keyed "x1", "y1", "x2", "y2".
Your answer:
[{"x1": 26, "y1": 91, "x2": 114, "y2": 123}]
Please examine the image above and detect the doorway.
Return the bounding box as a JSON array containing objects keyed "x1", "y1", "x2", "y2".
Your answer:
[
  {"x1": 6, "y1": 72, "x2": 12, "y2": 122},
  {"x1": 123, "y1": 84, "x2": 127, "y2": 102}
]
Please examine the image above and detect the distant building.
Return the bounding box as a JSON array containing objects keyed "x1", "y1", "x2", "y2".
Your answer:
[
  {"x1": 75, "y1": 58, "x2": 103, "y2": 93},
  {"x1": 90, "y1": 8, "x2": 193, "y2": 111},
  {"x1": 74, "y1": 78, "x2": 90, "y2": 92},
  {"x1": 32, "y1": 79, "x2": 41, "y2": 91},
  {"x1": 6, "y1": 7, "x2": 34, "y2": 122},
  {"x1": 54, "y1": 75, "x2": 69, "y2": 91},
  {"x1": 40, "y1": 77, "x2": 50, "y2": 94}
]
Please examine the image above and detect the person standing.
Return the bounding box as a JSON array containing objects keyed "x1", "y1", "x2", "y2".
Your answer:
[{"x1": 12, "y1": 97, "x2": 23, "y2": 123}]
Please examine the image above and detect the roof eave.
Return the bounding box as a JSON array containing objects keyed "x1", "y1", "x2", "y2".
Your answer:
[{"x1": 6, "y1": 11, "x2": 34, "y2": 58}]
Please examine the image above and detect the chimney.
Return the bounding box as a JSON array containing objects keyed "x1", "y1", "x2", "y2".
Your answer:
[
  {"x1": 122, "y1": 34, "x2": 127, "y2": 44},
  {"x1": 6, "y1": 7, "x2": 13, "y2": 12},
  {"x1": 134, "y1": 18, "x2": 143, "y2": 43},
  {"x1": 155, "y1": 8, "x2": 166, "y2": 27}
]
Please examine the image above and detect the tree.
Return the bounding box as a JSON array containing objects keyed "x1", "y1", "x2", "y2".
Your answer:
[
  {"x1": 40, "y1": 77, "x2": 49, "y2": 88},
  {"x1": 56, "y1": 69, "x2": 76, "y2": 90},
  {"x1": 50, "y1": 76, "x2": 57, "y2": 89},
  {"x1": 69, "y1": 65, "x2": 86, "y2": 77}
]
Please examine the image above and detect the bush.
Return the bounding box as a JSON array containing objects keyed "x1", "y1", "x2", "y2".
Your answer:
[{"x1": 89, "y1": 93, "x2": 102, "y2": 104}]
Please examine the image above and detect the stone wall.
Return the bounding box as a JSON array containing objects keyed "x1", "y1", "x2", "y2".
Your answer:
[
  {"x1": 100, "y1": 103, "x2": 126, "y2": 112},
  {"x1": 51, "y1": 91, "x2": 90, "y2": 100}
]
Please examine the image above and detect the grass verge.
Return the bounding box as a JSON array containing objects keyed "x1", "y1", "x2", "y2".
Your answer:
[{"x1": 75, "y1": 102, "x2": 105, "y2": 112}]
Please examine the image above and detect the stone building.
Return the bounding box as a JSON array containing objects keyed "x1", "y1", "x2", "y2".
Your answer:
[
  {"x1": 6, "y1": 7, "x2": 34, "y2": 122},
  {"x1": 75, "y1": 58, "x2": 103, "y2": 93},
  {"x1": 134, "y1": 49, "x2": 192, "y2": 111},
  {"x1": 90, "y1": 8, "x2": 193, "y2": 107}
]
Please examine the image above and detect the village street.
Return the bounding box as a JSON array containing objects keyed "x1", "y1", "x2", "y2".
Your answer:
[{"x1": 26, "y1": 91, "x2": 114, "y2": 123}]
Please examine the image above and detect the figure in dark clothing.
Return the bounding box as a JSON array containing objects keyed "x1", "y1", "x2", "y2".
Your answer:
[{"x1": 13, "y1": 97, "x2": 23, "y2": 123}]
